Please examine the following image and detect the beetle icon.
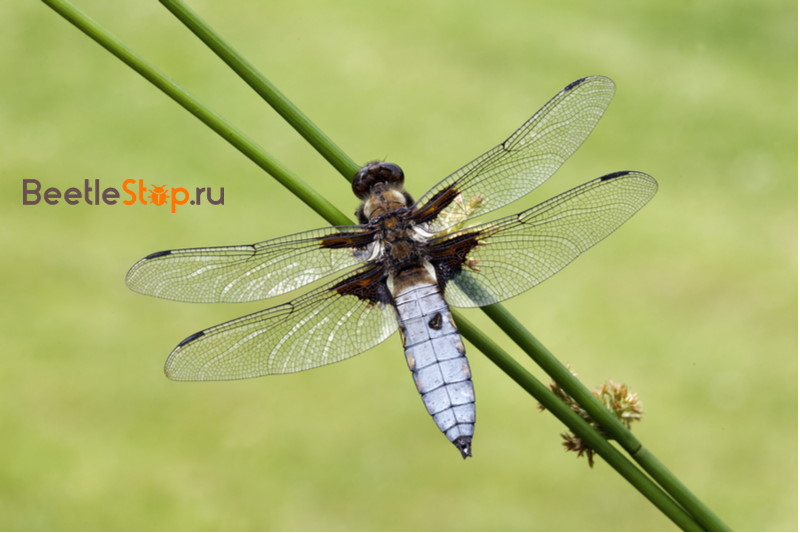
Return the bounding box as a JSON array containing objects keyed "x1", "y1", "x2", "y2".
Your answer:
[{"x1": 148, "y1": 185, "x2": 169, "y2": 206}]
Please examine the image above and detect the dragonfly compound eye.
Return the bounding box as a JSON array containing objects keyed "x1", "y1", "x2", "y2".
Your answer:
[{"x1": 352, "y1": 161, "x2": 405, "y2": 200}]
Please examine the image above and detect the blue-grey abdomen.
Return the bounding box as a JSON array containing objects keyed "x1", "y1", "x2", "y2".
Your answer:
[{"x1": 394, "y1": 281, "x2": 475, "y2": 458}]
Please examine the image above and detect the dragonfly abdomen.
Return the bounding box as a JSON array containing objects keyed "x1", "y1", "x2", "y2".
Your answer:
[{"x1": 393, "y1": 275, "x2": 475, "y2": 458}]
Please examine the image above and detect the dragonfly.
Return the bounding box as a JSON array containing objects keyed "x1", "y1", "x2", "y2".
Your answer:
[{"x1": 126, "y1": 76, "x2": 657, "y2": 459}]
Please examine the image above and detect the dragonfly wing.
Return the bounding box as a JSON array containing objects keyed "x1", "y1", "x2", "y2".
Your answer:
[
  {"x1": 413, "y1": 76, "x2": 616, "y2": 231},
  {"x1": 165, "y1": 265, "x2": 398, "y2": 380},
  {"x1": 126, "y1": 225, "x2": 375, "y2": 303},
  {"x1": 430, "y1": 171, "x2": 657, "y2": 308}
]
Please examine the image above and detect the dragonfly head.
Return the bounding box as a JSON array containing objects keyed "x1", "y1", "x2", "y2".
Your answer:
[{"x1": 352, "y1": 161, "x2": 405, "y2": 200}]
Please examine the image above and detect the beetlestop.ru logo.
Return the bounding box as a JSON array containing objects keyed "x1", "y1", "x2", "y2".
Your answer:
[{"x1": 22, "y1": 179, "x2": 224, "y2": 213}]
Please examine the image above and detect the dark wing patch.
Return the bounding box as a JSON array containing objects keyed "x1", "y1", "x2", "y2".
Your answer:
[
  {"x1": 331, "y1": 264, "x2": 391, "y2": 304},
  {"x1": 428, "y1": 230, "x2": 483, "y2": 285},
  {"x1": 319, "y1": 229, "x2": 377, "y2": 249},
  {"x1": 411, "y1": 186, "x2": 461, "y2": 225}
]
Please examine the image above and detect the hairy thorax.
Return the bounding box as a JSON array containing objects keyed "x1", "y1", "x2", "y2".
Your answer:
[{"x1": 360, "y1": 185, "x2": 434, "y2": 276}]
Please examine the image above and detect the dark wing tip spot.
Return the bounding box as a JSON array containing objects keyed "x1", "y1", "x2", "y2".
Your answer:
[
  {"x1": 145, "y1": 249, "x2": 173, "y2": 260},
  {"x1": 177, "y1": 330, "x2": 205, "y2": 347},
  {"x1": 564, "y1": 77, "x2": 588, "y2": 91},
  {"x1": 600, "y1": 170, "x2": 631, "y2": 181}
]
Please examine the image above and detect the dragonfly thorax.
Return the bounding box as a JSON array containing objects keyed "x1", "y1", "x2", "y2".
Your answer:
[
  {"x1": 365, "y1": 212, "x2": 432, "y2": 271},
  {"x1": 360, "y1": 186, "x2": 411, "y2": 221}
]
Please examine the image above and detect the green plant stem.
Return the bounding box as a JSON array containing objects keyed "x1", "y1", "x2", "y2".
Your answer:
[
  {"x1": 40, "y1": 0, "x2": 351, "y2": 228},
  {"x1": 41, "y1": 1, "x2": 728, "y2": 530},
  {"x1": 454, "y1": 314, "x2": 703, "y2": 532},
  {"x1": 158, "y1": 0, "x2": 361, "y2": 181},
  {"x1": 481, "y1": 304, "x2": 730, "y2": 532}
]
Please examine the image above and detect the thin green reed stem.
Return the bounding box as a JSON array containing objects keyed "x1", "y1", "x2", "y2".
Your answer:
[
  {"x1": 159, "y1": 0, "x2": 361, "y2": 180},
  {"x1": 41, "y1": 1, "x2": 728, "y2": 530},
  {"x1": 155, "y1": 6, "x2": 730, "y2": 530},
  {"x1": 40, "y1": 0, "x2": 351, "y2": 228},
  {"x1": 481, "y1": 304, "x2": 730, "y2": 532},
  {"x1": 455, "y1": 315, "x2": 703, "y2": 532}
]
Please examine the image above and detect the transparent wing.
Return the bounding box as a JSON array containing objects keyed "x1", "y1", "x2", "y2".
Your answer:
[
  {"x1": 431, "y1": 171, "x2": 657, "y2": 308},
  {"x1": 165, "y1": 266, "x2": 398, "y2": 381},
  {"x1": 413, "y1": 76, "x2": 616, "y2": 232},
  {"x1": 126, "y1": 225, "x2": 375, "y2": 303}
]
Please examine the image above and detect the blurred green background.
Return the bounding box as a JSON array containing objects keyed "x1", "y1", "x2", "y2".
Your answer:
[{"x1": 1, "y1": 1, "x2": 796, "y2": 530}]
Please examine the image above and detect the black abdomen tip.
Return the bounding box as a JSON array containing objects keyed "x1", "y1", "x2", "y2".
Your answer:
[{"x1": 454, "y1": 436, "x2": 472, "y2": 459}]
